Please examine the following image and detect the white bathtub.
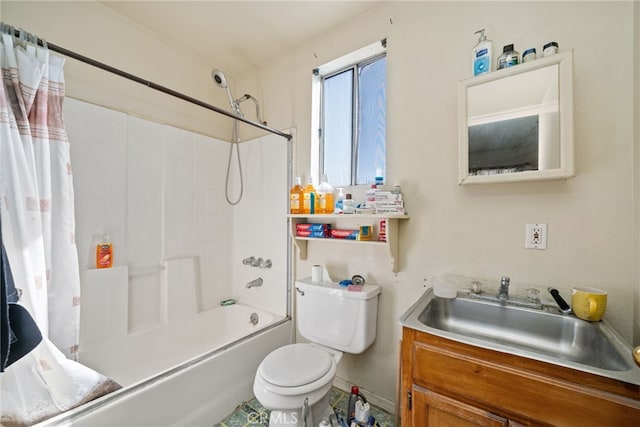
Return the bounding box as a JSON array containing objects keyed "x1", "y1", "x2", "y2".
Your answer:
[{"x1": 38, "y1": 304, "x2": 291, "y2": 426}]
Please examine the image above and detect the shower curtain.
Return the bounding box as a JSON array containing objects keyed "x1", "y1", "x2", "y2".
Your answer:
[{"x1": 0, "y1": 28, "x2": 119, "y2": 425}]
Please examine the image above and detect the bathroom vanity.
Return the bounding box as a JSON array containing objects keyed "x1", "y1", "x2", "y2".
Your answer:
[{"x1": 399, "y1": 290, "x2": 640, "y2": 426}]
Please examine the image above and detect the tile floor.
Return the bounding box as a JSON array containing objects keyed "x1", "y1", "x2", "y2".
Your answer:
[{"x1": 215, "y1": 387, "x2": 395, "y2": 427}]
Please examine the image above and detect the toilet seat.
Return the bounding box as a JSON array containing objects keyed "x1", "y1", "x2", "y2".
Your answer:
[
  {"x1": 255, "y1": 344, "x2": 337, "y2": 398},
  {"x1": 259, "y1": 343, "x2": 333, "y2": 387}
]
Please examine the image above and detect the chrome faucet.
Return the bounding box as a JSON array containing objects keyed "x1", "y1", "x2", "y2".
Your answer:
[
  {"x1": 242, "y1": 256, "x2": 256, "y2": 266},
  {"x1": 497, "y1": 276, "x2": 510, "y2": 300},
  {"x1": 242, "y1": 256, "x2": 272, "y2": 269},
  {"x1": 246, "y1": 277, "x2": 263, "y2": 289}
]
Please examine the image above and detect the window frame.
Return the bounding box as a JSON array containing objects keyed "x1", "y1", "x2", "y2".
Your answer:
[{"x1": 311, "y1": 39, "x2": 387, "y2": 187}]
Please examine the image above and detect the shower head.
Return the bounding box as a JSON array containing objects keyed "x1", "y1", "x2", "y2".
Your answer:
[
  {"x1": 212, "y1": 68, "x2": 241, "y2": 115},
  {"x1": 211, "y1": 69, "x2": 228, "y2": 88}
]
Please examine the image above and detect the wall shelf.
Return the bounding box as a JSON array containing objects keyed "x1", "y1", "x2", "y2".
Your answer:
[{"x1": 288, "y1": 213, "x2": 410, "y2": 272}]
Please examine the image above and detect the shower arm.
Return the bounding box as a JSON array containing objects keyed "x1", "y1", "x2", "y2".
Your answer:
[{"x1": 235, "y1": 94, "x2": 266, "y2": 125}]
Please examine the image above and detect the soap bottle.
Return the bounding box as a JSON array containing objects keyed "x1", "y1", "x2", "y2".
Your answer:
[
  {"x1": 289, "y1": 177, "x2": 303, "y2": 214},
  {"x1": 472, "y1": 29, "x2": 493, "y2": 76},
  {"x1": 342, "y1": 193, "x2": 356, "y2": 214},
  {"x1": 302, "y1": 177, "x2": 317, "y2": 214},
  {"x1": 96, "y1": 233, "x2": 113, "y2": 269},
  {"x1": 316, "y1": 175, "x2": 334, "y2": 214},
  {"x1": 334, "y1": 187, "x2": 345, "y2": 213},
  {"x1": 497, "y1": 44, "x2": 520, "y2": 70}
]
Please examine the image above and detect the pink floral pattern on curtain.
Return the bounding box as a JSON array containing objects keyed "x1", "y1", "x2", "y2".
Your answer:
[{"x1": 0, "y1": 29, "x2": 119, "y2": 426}]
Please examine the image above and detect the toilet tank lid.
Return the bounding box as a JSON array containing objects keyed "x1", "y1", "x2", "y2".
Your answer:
[{"x1": 296, "y1": 278, "x2": 381, "y2": 300}]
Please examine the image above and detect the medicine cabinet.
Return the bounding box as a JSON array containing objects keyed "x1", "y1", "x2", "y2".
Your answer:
[{"x1": 458, "y1": 50, "x2": 574, "y2": 184}]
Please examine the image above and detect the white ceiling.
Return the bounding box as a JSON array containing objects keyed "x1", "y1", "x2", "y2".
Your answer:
[{"x1": 99, "y1": 1, "x2": 382, "y2": 78}]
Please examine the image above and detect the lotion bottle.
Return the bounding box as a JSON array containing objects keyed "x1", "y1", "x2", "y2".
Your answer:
[
  {"x1": 334, "y1": 187, "x2": 345, "y2": 213},
  {"x1": 472, "y1": 29, "x2": 493, "y2": 76}
]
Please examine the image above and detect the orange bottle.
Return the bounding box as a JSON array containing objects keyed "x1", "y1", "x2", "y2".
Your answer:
[
  {"x1": 317, "y1": 175, "x2": 334, "y2": 214},
  {"x1": 96, "y1": 233, "x2": 113, "y2": 269},
  {"x1": 289, "y1": 177, "x2": 304, "y2": 214},
  {"x1": 302, "y1": 178, "x2": 317, "y2": 214}
]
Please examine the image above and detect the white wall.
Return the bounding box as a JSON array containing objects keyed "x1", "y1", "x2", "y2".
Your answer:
[{"x1": 5, "y1": 0, "x2": 638, "y2": 412}]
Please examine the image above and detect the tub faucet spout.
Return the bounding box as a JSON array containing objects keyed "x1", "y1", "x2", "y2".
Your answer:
[{"x1": 246, "y1": 277, "x2": 263, "y2": 289}]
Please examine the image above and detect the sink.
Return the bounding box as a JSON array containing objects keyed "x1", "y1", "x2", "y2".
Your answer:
[{"x1": 400, "y1": 289, "x2": 640, "y2": 385}]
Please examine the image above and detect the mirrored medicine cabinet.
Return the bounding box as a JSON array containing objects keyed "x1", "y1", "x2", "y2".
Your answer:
[{"x1": 458, "y1": 50, "x2": 574, "y2": 185}]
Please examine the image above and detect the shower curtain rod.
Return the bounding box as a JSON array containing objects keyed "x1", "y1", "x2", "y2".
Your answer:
[{"x1": 9, "y1": 26, "x2": 292, "y2": 141}]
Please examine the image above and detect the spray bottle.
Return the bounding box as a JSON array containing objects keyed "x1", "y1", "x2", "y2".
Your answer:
[{"x1": 347, "y1": 386, "x2": 368, "y2": 424}]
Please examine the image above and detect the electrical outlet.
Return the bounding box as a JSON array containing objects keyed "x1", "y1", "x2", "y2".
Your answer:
[{"x1": 525, "y1": 223, "x2": 547, "y2": 250}]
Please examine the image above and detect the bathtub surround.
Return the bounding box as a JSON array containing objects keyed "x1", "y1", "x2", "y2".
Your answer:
[
  {"x1": 38, "y1": 95, "x2": 289, "y2": 423},
  {"x1": 64, "y1": 98, "x2": 289, "y2": 328}
]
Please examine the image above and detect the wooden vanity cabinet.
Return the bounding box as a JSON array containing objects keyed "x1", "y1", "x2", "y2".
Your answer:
[{"x1": 400, "y1": 327, "x2": 640, "y2": 426}]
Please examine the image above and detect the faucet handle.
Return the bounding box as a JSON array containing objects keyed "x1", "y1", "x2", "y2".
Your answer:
[
  {"x1": 260, "y1": 258, "x2": 272, "y2": 269},
  {"x1": 501, "y1": 276, "x2": 510, "y2": 286},
  {"x1": 243, "y1": 256, "x2": 256, "y2": 265},
  {"x1": 548, "y1": 287, "x2": 572, "y2": 314}
]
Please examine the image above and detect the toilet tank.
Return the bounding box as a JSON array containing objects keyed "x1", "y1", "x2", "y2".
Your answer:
[{"x1": 295, "y1": 278, "x2": 380, "y2": 354}]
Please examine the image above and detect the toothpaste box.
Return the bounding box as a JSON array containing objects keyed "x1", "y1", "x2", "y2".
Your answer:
[
  {"x1": 374, "y1": 190, "x2": 403, "y2": 202},
  {"x1": 296, "y1": 230, "x2": 330, "y2": 238},
  {"x1": 295, "y1": 223, "x2": 331, "y2": 231},
  {"x1": 330, "y1": 229, "x2": 358, "y2": 240}
]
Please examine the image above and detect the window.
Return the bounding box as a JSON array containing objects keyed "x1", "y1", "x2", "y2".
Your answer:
[{"x1": 312, "y1": 40, "x2": 387, "y2": 187}]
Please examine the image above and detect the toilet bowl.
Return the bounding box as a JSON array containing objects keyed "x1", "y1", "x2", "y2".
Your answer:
[
  {"x1": 253, "y1": 343, "x2": 342, "y2": 426},
  {"x1": 253, "y1": 279, "x2": 380, "y2": 426}
]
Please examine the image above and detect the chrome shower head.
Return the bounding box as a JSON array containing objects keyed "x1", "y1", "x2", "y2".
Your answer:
[
  {"x1": 212, "y1": 68, "x2": 241, "y2": 114},
  {"x1": 211, "y1": 68, "x2": 228, "y2": 88}
]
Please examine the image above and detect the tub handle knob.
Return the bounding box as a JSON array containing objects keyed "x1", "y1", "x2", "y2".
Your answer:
[{"x1": 260, "y1": 258, "x2": 272, "y2": 269}]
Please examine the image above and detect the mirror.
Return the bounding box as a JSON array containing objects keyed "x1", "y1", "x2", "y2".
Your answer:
[{"x1": 458, "y1": 50, "x2": 574, "y2": 184}]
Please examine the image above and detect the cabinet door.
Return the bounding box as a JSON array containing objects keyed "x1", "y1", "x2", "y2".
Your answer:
[{"x1": 412, "y1": 386, "x2": 508, "y2": 427}]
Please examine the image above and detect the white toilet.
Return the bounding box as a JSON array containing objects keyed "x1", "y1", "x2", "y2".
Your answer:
[{"x1": 253, "y1": 278, "x2": 380, "y2": 427}]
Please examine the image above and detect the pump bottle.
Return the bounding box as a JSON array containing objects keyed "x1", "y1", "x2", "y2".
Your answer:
[{"x1": 472, "y1": 29, "x2": 493, "y2": 76}]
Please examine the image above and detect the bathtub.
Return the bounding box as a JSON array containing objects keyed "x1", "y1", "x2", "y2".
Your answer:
[{"x1": 38, "y1": 304, "x2": 291, "y2": 426}]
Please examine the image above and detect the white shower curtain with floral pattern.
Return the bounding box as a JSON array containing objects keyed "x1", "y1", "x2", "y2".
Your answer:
[{"x1": 0, "y1": 29, "x2": 119, "y2": 425}]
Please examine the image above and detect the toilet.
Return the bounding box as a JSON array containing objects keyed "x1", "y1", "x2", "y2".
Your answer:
[{"x1": 253, "y1": 278, "x2": 380, "y2": 427}]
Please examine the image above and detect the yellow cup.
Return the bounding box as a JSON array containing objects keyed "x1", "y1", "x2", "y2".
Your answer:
[{"x1": 571, "y1": 286, "x2": 607, "y2": 321}]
